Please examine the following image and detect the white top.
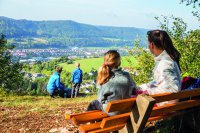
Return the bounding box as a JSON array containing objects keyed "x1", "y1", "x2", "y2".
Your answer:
[{"x1": 140, "y1": 50, "x2": 181, "y2": 95}]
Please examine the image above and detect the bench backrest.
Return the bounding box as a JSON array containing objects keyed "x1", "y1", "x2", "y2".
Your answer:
[
  {"x1": 102, "y1": 88, "x2": 200, "y2": 133},
  {"x1": 106, "y1": 97, "x2": 136, "y2": 113},
  {"x1": 106, "y1": 88, "x2": 200, "y2": 113}
]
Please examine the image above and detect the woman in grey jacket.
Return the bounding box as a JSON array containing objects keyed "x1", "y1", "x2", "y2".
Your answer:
[{"x1": 87, "y1": 50, "x2": 136, "y2": 115}]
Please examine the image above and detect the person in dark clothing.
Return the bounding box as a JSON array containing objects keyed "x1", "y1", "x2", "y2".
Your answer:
[
  {"x1": 71, "y1": 62, "x2": 83, "y2": 98},
  {"x1": 181, "y1": 76, "x2": 200, "y2": 90}
]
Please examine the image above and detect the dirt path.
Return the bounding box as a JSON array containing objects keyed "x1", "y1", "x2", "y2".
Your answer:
[{"x1": 0, "y1": 103, "x2": 88, "y2": 133}]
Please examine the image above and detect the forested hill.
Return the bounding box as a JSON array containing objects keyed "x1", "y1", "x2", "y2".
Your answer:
[{"x1": 0, "y1": 16, "x2": 148, "y2": 48}]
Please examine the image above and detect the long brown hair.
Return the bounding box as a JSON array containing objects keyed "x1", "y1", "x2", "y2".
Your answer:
[
  {"x1": 97, "y1": 50, "x2": 121, "y2": 85},
  {"x1": 147, "y1": 30, "x2": 181, "y2": 70}
]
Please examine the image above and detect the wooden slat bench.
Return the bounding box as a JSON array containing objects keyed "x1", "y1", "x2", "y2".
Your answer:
[{"x1": 66, "y1": 88, "x2": 200, "y2": 133}]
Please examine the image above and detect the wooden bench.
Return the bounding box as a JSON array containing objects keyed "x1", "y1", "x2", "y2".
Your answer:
[{"x1": 66, "y1": 88, "x2": 200, "y2": 133}]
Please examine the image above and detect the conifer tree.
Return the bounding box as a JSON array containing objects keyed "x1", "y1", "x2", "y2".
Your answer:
[{"x1": 0, "y1": 34, "x2": 23, "y2": 93}]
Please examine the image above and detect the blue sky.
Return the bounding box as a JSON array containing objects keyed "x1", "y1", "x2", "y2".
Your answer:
[{"x1": 0, "y1": 0, "x2": 199, "y2": 29}]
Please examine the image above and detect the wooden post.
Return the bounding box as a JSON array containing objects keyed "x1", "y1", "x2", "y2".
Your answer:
[
  {"x1": 118, "y1": 117, "x2": 134, "y2": 133},
  {"x1": 131, "y1": 94, "x2": 155, "y2": 133},
  {"x1": 119, "y1": 94, "x2": 155, "y2": 133}
]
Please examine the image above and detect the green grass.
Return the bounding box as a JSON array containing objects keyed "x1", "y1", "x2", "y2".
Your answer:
[
  {"x1": 60, "y1": 56, "x2": 136, "y2": 73},
  {"x1": 0, "y1": 95, "x2": 96, "y2": 109}
]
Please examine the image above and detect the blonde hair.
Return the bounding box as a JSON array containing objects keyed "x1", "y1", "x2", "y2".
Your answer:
[
  {"x1": 97, "y1": 50, "x2": 121, "y2": 85},
  {"x1": 75, "y1": 62, "x2": 80, "y2": 68}
]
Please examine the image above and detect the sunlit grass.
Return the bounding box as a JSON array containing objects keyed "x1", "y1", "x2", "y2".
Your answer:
[
  {"x1": 0, "y1": 95, "x2": 97, "y2": 113},
  {"x1": 60, "y1": 56, "x2": 136, "y2": 73}
]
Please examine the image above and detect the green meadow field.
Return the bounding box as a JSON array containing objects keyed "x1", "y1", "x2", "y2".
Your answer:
[{"x1": 60, "y1": 56, "x2": 136, "y2": 73}]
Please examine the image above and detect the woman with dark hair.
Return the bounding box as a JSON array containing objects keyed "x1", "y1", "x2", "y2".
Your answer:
[
  {"x1": 137, "y1": 30, "x2": 181, "y2": 95},
  {"x1": 87, "y1": 50, "x2": 136, "y2": 115}
]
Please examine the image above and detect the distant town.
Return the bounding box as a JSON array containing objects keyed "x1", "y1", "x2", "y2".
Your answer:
[{"x1": 11, "y1": 47, "x2": 128, "y2": 63}]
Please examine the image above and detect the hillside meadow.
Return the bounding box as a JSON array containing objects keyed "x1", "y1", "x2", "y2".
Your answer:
[
  {"x1": 60, "y1": 56, "x2": 136, "y2": 73},
  {"x1": 0, "y1": 95, "x2": 96, "y2": 132}
]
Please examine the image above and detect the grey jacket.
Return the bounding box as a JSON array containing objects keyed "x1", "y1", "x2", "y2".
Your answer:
[{"x1": 97, "y1": 68, "x2": 136, "y2": 115}]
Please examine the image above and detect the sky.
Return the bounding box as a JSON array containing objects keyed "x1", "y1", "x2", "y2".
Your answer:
[{"x1": 0, "y1": 0, "x2": 199, "y2": 30}]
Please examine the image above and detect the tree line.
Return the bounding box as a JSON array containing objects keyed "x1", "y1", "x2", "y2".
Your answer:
[{"x1": 0, "y1": 17, "x2": 147, "y2": 48}]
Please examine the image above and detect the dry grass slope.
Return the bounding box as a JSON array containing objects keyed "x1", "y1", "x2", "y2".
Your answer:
[{"x1": 0, "y1": 95, "x2": 96, "y2": 132}]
